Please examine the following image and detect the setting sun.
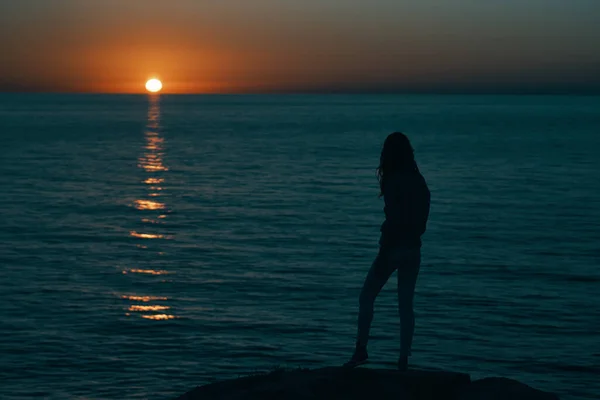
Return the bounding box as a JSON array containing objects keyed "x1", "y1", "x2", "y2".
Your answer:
[{"x1": 145, "y1": 79, "x2": 163, "y2": 93}]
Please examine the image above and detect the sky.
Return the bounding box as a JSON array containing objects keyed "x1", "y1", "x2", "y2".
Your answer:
[{"x1": 1, "y1": 0, "x2": 599, "y2": 94}]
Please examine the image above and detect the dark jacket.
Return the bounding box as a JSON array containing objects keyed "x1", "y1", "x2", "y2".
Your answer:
[{"x1": 379, "y1": 170, "x2": 430, "y2": 248}]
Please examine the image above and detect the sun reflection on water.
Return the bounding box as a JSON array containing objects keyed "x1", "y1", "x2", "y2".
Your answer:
[
  {"x1": 123, "y1": 95, "x2": 176, "y2": 321},
  {"x1": 122, "y1": 295, "x2": 168, "y2": 302},
  {"x1": 134, "y1": 199, "x2": 165, "y2": 210},
  {"x1": 129, "y1": 305, "x2": 170, "y2": 312},
  {"x1": 138, "y1": 136, "x2": 169, "y2": 172},
  {"x1": 144, "y1": 178, "x2": 164, "y2": 185},
  {"x1": 129, "y1": 231, "x2": 170, "y2": 240},
  {"x1": 141, "y1": 314, "x2": 177, "y2": 320},
  {"x1": 141, "y1": 218, "x2": 163, "y2": 224},
  {"x1": 123, "y1": 269, "x2": 170, "y2": 275}
]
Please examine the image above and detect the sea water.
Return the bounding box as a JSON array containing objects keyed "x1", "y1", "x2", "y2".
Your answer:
[{"x1": 1, "y1": 94, "x2": 599, "y2": 399}]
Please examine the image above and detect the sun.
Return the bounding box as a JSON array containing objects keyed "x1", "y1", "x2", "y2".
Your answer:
[{"x1": 145, "y1": 79, "x2": 163, "y2": 93}]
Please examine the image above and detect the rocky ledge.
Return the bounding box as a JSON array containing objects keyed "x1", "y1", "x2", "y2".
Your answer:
[{"x1": 174, "y1": 367, "x2": 559, "y2": 400}]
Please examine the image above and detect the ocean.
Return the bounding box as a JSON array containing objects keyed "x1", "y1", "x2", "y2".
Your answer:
[{"x1": 1, "y1": 94, "x2": 599, "y2": 400}]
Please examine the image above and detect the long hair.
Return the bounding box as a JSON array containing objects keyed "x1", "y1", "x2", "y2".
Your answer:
[{"x1": 377, "y1": 132, "x2": 418, "y2": 197}]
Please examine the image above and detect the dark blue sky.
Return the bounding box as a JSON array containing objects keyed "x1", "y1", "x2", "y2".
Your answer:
[{"x1": 1, "y1": 0, "x2": 599, "y2": 93}]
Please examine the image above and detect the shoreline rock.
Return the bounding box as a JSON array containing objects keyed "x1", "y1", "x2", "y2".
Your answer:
[{"x1": 174, "y1": 367, "x2": 558, "y2": 400}]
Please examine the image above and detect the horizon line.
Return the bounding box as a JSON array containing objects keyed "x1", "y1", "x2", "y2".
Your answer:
[{"x1": 1, "y1": 89, "x2": 600, "y2": 96}]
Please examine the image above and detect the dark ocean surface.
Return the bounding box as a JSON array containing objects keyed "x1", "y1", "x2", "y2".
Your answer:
[{"x1": 1, "y1": 94, "x2": 599, "y2": 399}]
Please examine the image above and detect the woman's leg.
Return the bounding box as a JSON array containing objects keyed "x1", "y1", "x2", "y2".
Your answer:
[
  {"x1": 356, "y1": 248, "x2": 398, "y2": 348},
  {"x1": 396, "y1": 248, "x2": 421, "y2": 360}
]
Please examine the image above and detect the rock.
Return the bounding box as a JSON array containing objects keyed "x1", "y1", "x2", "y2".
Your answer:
[
  {"x1": 174, "y1": 368, "x2": 560, "y2": 400},
  {"x1": 457, "y1": 377, "x2": 559, "y2": 400},
  {"x1": 174, "y1": 367, "x2": 471, "y2": 400}
]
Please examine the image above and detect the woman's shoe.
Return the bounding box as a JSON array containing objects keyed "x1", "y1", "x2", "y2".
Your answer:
[
  {"x1": 343, "y1": 346, "x2": 368, "y2": 368},
  {"x1": 397, "y1": 355, "x2": 409, "y2": 372}
]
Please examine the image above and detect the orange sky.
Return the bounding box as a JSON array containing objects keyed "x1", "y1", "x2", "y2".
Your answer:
[{"x1": 1, "y1": 1, "x2": 599, "y2": 93}]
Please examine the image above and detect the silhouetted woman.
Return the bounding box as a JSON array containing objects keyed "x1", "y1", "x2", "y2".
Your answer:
[{"x1": 345, "y1": 132, "x2": 430, "y2": 371}]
